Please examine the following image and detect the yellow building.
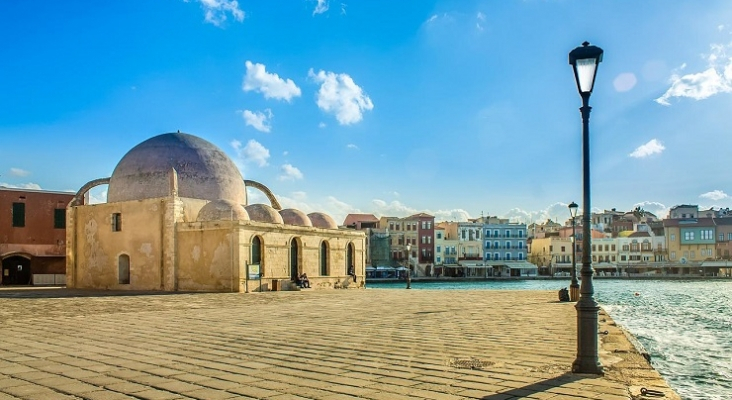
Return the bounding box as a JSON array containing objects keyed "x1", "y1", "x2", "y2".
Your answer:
[{"x1": 66, "y1": 132, "x2": 365, "y2": 292}]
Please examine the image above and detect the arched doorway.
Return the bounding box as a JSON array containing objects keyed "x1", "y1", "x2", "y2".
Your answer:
[
  {"x1": 320, "y1": 241, "x2": 329, "y2": 276},
  {"x1": 346, "y1": 242, "x2": 354, "y2": 275},
  {"x1": 290, "y1": 238, "x2": 300, "y2": 281},
  {"x1": 2, "y1": 255, "x2": 31, "y2": 285}
]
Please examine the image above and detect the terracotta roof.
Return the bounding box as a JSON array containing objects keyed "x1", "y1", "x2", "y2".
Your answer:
[
  {"x1": 342, "y1": 213, "x2": 379, "y2": 226},
  {"x1": 628, "y1": 231, "x2": 651, "y2": 238},
  {"x1": 408, "y1": 212, "x2": 434, "y2": 219}
]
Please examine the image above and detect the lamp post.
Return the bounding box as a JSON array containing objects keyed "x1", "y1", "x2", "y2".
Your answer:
[
  {"x1": 568, "y1": 202, "x2": 579, "y2": 302},
  {"x1": 569, "y1": 41, "x2": 603, "y2": 375},
  {"x1": 406, "y1": 244, "x2": 412, "y2": 289}
]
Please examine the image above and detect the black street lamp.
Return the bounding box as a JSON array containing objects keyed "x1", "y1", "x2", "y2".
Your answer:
[
  {"x1": 568, "y1": 201, "x2": 579, "y2": 302},
  {"x1": 406, "y1": 244, "x2": 412, "y2": 289},
  {"x1": 569, "y1": 41, "x2": 604, "y2": 375}
]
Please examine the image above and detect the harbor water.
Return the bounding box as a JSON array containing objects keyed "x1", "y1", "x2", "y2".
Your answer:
[{"x1": 367, "y1": 279, "x2": 732, "y2": 400}]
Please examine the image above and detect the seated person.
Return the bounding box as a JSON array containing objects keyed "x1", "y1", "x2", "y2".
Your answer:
[{"x1": 298, "y1": 273, "x2": 311, "y2": 288}]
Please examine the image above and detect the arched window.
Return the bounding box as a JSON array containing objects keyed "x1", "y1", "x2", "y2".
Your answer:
[
  {"x1": 118, "y1": 255, "x2": 130, "y2": 284},
  {"x1": 505, "y1": 253, "x2": 511, "y2": 261},
  {"x1": 346, "y1": 242, "x2": 354, "y2": 275},
  {"x1": 518, "y1": 253, "x2": 524, "y2": 260},
  {"x1": 251, "y1": 236, "x2": 263, "y2": 277},
  {"x1": 320, "y1": 241, "x2": 329, "y2": 276}
]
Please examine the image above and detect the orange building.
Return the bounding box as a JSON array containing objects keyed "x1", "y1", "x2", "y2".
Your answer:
[{"x1": 1, "y1": 187, "x2": 76, "y2": 285}]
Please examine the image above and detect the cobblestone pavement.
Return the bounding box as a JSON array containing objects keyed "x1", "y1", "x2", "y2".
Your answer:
[{"x1": 0, "y1": 288, "x2": 678, "y2": 399}]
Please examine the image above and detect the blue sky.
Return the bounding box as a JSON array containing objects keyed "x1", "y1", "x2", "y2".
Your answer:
[{"x1": 2, "y1": 0, "x2": 732, "y2": 224}]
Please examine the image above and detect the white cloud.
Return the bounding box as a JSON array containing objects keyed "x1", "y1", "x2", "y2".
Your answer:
[
  {"x1": 629, "y1": 139, "x2": 665, "y2": 158},
  {"x1": 278, "y1": 164, "x2": 304, "y2": 181},
  {"x1": 308, "y1": 68, "x2": 374, "y2": 125},
  {"x1": 426, "y1": 14, "x2": 437, "y2": 23},
  {"x1": 370, "y1": 199, "x2": 472, "y2": 222},
  {"x1": 656, "y1": 42, "x2": 732, "y2": 105},
  {"x1": 313, "y1": 0, "x2": 329, "y2": 15},
  {"x1": 318, "y1": 122, "x2": 326, "y2": 128},
  {"x1": 291, "y1": 191, "x2": 308, "y2": 201},
  {"x1": 719, "y1": 24, "x2": 725, "y2": 32},
  {"x1": 501, "y1": 202, "x2": 574, "y2": 225},
  {"x1": 87, "y1": 187, "x2": 108, "y2": 204},
  {"x1": 346, "y1": 143, "x2": 358, "y2": 149},
  {"x1": 9, "y1": 168, "x2": 30, "y2": 177},
  {"x1": 700, "y1": 190, "x2": 729, "y2": 201},
  {"x1": 613, "y1": 73, "x2": 637, "y2": 92},
  {"x1": 283, "y1": 151, "x2": 289, "y2": 156},
  {"x1": 193, "y1": 0, "x2": 244, "y2": 27},
  {"x1": 243, "y1": 61, "x2": 301, "y2": 102},
  {"x1": 241, "y1": 109, "x2": 272, "y2": 132},
  {"x1": 476, "y1": 11, "x2": 485, "y2": 31},
  {"x1": 340, "y1": 3, "x2": 347, "y2": 15},
  {"x1": 0, "y1": 182, "x2": 41, "y2": 190},
  {"x1": 231, "y1": 139, "x2": 270, "y2": 167}
]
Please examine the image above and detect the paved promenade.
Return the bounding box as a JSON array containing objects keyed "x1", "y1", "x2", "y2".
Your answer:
[{"x1": 0, "y1": 288, "x2": 678, "y2": 399}]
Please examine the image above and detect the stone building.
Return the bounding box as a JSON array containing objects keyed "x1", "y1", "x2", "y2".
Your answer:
[
  {"x1": 66, "y1": 132, "x2": 365, "y2": 292},
  {"x1": 1, "y1": 187, "x2": 76, "y2": 285}
]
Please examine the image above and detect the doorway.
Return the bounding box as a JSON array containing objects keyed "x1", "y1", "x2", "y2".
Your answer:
[
  {"x1": 290, "y1": 238, "x2": 300, "y2": 281},
  {"x1": 1, "y1": 255, "x2": 31, "y2": 285}
]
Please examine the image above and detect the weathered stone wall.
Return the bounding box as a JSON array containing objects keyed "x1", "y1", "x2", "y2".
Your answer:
[
  {"x1": 176, "y1": 223, "x2": 240, "y2": 292},
  {"x1": 70, "y1": 198, "x2": 165, "y2": 290}
]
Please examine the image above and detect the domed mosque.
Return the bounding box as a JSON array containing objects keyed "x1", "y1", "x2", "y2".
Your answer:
[{"x1": 66, "y1": 132, "x2": 365, "y2": 292}]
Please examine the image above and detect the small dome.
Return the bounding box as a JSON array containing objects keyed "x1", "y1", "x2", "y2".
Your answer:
[
  {"x1": 108, "y1": 133, "x2": 247, "y2": 204},
  {"x1": 308, "y1": 212, "x2": 338, "y2": 229},
  {"x1": 197, "y1": 199, "x2": 249, "y2": 222},
  {"x1": 245, "y1": 204, "x2": 284, "y2": 224},
  {"x1": 279, "y1": 209, "x2": 313, "y2": 227}
]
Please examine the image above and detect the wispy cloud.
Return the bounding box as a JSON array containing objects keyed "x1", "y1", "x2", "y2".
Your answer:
[
  {"x1": 629, "y1": 139, "x2": 665, "y2": 158},
  {"x1": 370, "y1": 199, "x2": 472, "y2": 222},
  {"x1": 656, "y1": 41, "x2": 732, "y2": 105},
  {"x1": 243, "y1": 61, "x2": 301, "y2": 102},
  {"x1": 0, "y1": 182, "x2": 41, "y2": 190},
  {"x1": 700, "y1": 190, "x2": 729, "y2": 201},
  {"x1": 231, "y1": 139, "x2": 270, "y2": 167},
  {"x1": 318, "y1": 122, "x2": 326, "y2": 128},
  {"x1": 476, "y1": 11, "x2": 485, "y2": 31},
  {"x1": 241, "y1": 109, "x2": 272, "y2": 132},
  {"x1": 9, "y1": 168, "x2": 30, "y2": 177},
  {"x1": 346, "y1": 143, "x2": 358, "y2": 149},
  {"x1": 278, "y1": 164, "x2": 304, "y2": 181},
  {"x1": 308, "y1": 68, "x2": 374, "y2": 125},
  {"x1": 613, "y1": 73, "x2": 637, "y2": 92},
  {"x1": 192, "y1": 0, "x2": 244, "y2": 27},
  {"x1": 313, "y1": 0, "x2": 329, "y2": 15}
]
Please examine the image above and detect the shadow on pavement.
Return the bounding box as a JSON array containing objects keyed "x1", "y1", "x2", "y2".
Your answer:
[
  {"x1": 480, "y1": 372, "x2": 584, "y2": 399},
  {"x1": 0, "y1": 287, "x2": 202, "y2": 299}
]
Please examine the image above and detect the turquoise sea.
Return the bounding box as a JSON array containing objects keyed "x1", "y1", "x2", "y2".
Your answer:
[{"x1": 367, "y1": 279, "x2": 732, "y2": 400}]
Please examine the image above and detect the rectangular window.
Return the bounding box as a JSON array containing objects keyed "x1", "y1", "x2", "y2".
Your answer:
[
  {"x1": 437, "y1": 232, "x2": 442, "y2": 239},
  {"x1": 437, "y1": 245, "x2": 441, "y2": 253},
  {"x1": 112, "y1": 213, "x2": 122, "y2": 232},
  {"x1": 671, "y1": 234, "x2": 676, "y2": 241},
  {"x1": 611, "y1": 244, "x2": 616, "y2": 251},
  {"x1": 729, "y1": 233, "x2": 732, "y2": 241},
  {"x1": 54, "y1": 208, "x2": 66, "y2": 229},
  {"x1": 690, "y1": 251, "x2": 695, "y2": 259},
  {"x1": 561, "y1": 246, "x2": 566, "y2": 252},
  {"x1": 427, "y1": 222, "x2": 431, "y2": 229},
  {"x1": 461, "y1": 230, "x2": 466, "y2": 239},
  {"x1": 670, "y1": 251, "x2": 676, "y2": 259},
  {"x1": 422, "y1": 221, "x2": 426, "y2": 229},
  {"x1": 720, "y1": 234, "x2": 724, "y2": 241},
  {"x1": 428, "y1": 236, "x2": 431, "y2": 244},
  {"x1": 592, "y1": 244, "x2": 596, "y2": 251},
  {"x1": 12, "y1": 202, "x2": 25, "y2": 227}
]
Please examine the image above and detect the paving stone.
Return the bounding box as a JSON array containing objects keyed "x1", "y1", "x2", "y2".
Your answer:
[{"x1": 0, "y1": 289, "x2": 679, "y2": 400}]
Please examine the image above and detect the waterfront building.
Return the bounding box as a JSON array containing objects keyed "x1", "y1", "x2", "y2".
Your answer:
[
  {"x1": 481, "y1": 219, "x2": 535, "y2": 276},
  {"x1": 668, "y1": 204, "x2": 699, "y2": 219},
  {"x1": 528, "y1": 219, "x2": 562, "y2": 238},
  {"x1": 0, "y1": 187, "x2": 77, "y2": 285},
  {"x1": 663, "y1": 217, "x2": 716, "y2": 273},
  {"x1": 66, "y1": 132, "x2": 365, "y2": 292},
  {"x1": 378, "y1": 213, "x2": 434, "y2": 276},
  {"x1": 457, "y1": 220, "x2": 483, "y2": 276},
  {"x1": 434, "y1": 222, "x2": 459, "y2": 277}
]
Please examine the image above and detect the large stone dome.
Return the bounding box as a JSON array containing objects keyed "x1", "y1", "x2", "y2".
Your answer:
[{"x1": 108, "y1": 133, "x2": 247, "y2": 203}]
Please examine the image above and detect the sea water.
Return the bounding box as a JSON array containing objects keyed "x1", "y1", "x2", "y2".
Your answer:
[{"x1": 367, "y1": 279, "x2": 732, "y2": 400}]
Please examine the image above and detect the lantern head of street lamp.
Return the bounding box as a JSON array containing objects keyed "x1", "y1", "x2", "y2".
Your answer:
[
  {"x1": 568, "y1": 201, "x2": 579, "y2": 218},
  {"x1": 569, "y1": 41, "x2": 604, "y2": 95}
]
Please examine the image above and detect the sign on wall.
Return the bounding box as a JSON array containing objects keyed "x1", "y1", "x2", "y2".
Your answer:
[{"x1": 248, "y1": 264, "x2": 260, "y2": 280}]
